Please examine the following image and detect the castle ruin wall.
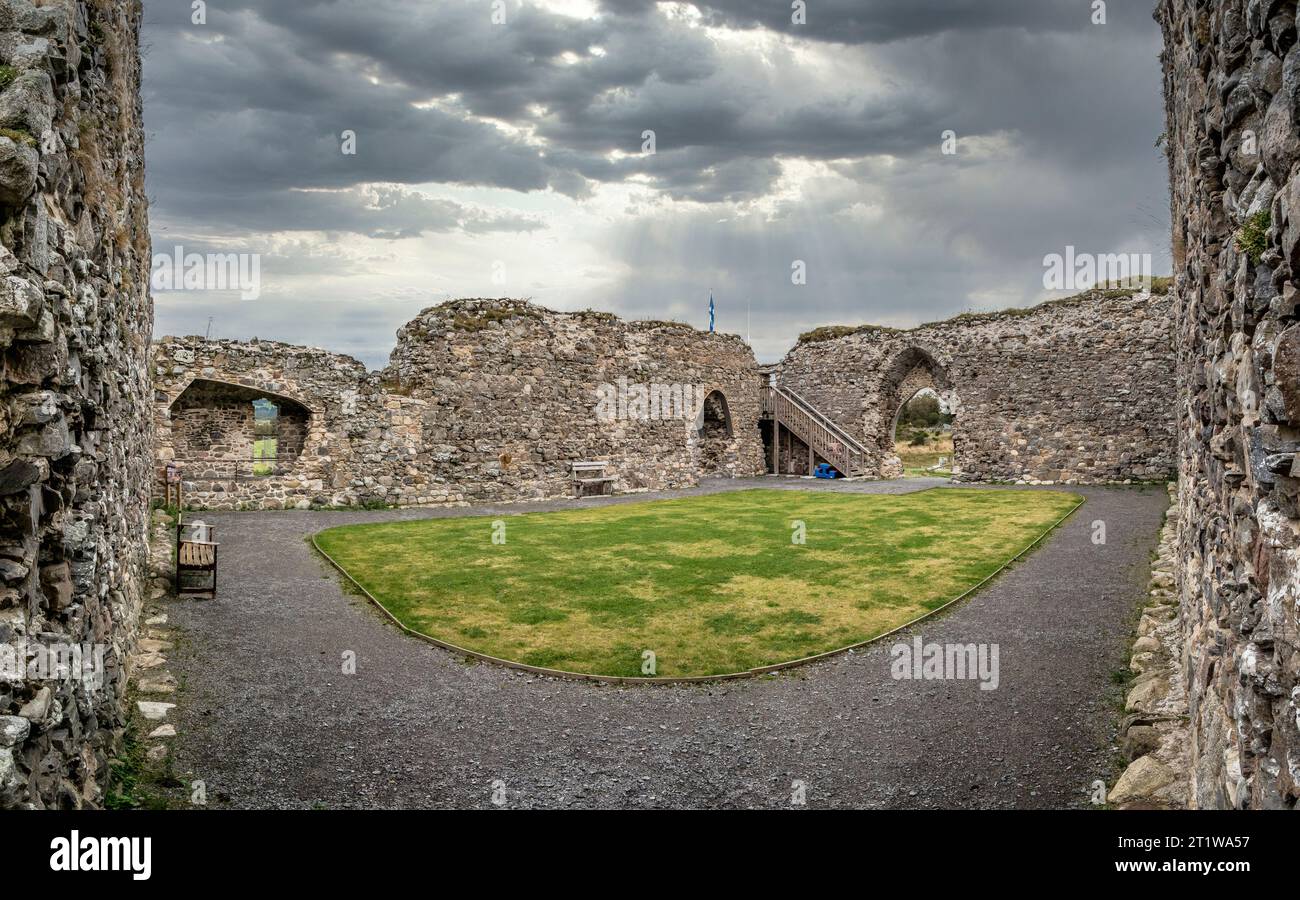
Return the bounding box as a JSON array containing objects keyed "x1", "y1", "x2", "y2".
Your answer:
[{"x1": 777, "y1": 290, "x2": 1178, "y2": 484}]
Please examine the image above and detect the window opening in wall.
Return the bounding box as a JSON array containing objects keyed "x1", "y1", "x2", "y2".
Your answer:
[
  {"x1": 252, "y1": 398, "x2": 279, "y2": 477},
  {"x1": 167, "y1": 379, "x2": 311, "y2": 480}
]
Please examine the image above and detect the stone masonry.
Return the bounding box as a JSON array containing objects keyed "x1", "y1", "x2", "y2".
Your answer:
[
  {"x1": 0, "y1": 1, "x2": 152, "y2": 809},
  {"x1": 778, "y1": 288, "x2": 1177, "y2": 483},
  {"x1": 1110, "y1": 486, "x2": 1192, "y2": 808},
  {"x1": 1158, "y1": 0, "x2": 1300, "y2": 809},
  {"x1": 152, "y1": 337, "x2": 383, "y2": 510},
  {"x1": 154, "y1": 299, "x2": 766, "y2": 510}
]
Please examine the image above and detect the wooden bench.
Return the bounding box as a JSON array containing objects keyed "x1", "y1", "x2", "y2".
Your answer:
[
  {"x1": 176, "y1": 521, "x2": 219, "y2": 597},
  {"x1": 572, "y1": 460, "x2": 615, "y2": 498}
]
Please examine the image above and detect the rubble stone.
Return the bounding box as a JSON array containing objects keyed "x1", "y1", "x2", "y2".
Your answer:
[
  {"x1": 0, "y1": 1, "x2": 151, "y2": 809},
  {"x1": 1159, "y1": 0, "x2": 1300, "y2": 808},
  {"x1": 777, "y1": 290, "x2": 1177, "y2": 482}
]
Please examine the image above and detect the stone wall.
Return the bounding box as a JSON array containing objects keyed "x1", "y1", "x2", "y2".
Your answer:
[
  {"x1": 0, "y1": 1, "x2": 152, "y2": 809},
  {"x1": 777, "y1": 289, "x2": 1178, "y2": 483},
  {"x1": 170, "y1": 379, "x2": 308, "y2": 466},
  {"x1": 153, "y1": 299, "x2": 766, "y2": 509},
  {"x1": 1158, "y1": 0, "x2": 1300, "y2": 809},
  {"x1": 158, "y1": 291, "x2": 1175, "y2": 506},
  {"x1": 152, "y1": 337, "x2": 401, "y2": 509},
  {"x1": 382, "y1": 300, "x2": 765, "y2": 501}
]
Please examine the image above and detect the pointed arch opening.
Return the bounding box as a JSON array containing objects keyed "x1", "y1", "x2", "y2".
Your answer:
[{"x1": 878, "y1": 348, "x2": 959, "y2": 479}]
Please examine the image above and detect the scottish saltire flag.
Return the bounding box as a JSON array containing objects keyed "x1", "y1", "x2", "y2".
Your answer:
[{"x1": 709, "y1": 293, "x2": 715, "y2": 332}]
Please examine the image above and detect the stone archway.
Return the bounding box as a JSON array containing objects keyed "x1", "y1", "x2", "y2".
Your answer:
[
  {"x1": 876, "y1": 347, "x2": 960, "y2": 479},
  {"x1": 695, "y1": 389, "x2": 734, "y2": 475},
  {"x1": 168, "y1": 378, "x2": 314, "y2": 478}
]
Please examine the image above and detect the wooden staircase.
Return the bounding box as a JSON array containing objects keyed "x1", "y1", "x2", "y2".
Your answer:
[{"x1": 764, "y1": 385, "x2": 870, "y2": 477}]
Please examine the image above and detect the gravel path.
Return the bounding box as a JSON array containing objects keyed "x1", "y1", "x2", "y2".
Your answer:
[{"x1": 160, "y1": 478, "x2": 1168, "y2": 809}]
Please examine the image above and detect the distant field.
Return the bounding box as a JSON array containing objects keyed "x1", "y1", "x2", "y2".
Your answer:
[
  {"x1": 896, "y1": 431, "x2": 954, "y2": 477},
  {"x1": 253, "y1": 437, "x2": 277, "y2": 476},
  {"x1": 315, "y1": 488, "x2": 1080, "y2": 677}
]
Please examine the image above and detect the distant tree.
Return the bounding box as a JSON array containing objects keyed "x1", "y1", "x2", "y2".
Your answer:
[{"x1": 899, "y1": 393, "x2": 942, "y2": 428}]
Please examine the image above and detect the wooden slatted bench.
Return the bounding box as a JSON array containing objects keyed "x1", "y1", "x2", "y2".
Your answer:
[
  {"x1": 572, "y1": 460, "x2": 614, "y2": 498},
  {"x1": 176, "y1": 521, "x2": 218, "y2": 597}
]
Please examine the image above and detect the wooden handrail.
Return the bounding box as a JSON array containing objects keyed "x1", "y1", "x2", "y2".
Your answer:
[
  {"x1": 775, "y1": 387, "x2": 870, "y2": 455},
  {"x1": 769, "y1": 386, "x2": 867, "y2": 476}
]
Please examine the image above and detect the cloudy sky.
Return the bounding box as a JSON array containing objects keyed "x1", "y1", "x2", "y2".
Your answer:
[{"x1": 142, "y1": 0, "x2": 1170, "y2": 367}]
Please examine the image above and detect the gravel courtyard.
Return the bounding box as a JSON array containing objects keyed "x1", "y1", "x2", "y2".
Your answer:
[{"x1": 159, "y1": 478, "x2": 1168, "y2": 809}]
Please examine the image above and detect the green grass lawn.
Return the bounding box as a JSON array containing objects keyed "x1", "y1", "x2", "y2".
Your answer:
[{"x1": 314, "y1": 488, "x2": 1081, "y2": 678}]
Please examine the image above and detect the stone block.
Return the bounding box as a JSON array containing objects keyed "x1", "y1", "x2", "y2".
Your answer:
[
  {"x1": 0, "y1": 135, "x2": 36, "y2": 206},
  {"x1": 0, "y1": 275, "x2": 41, "y2": 328},
  {"x1": 1109, "y1": 755, "x2": 1176, "y2": 804}
]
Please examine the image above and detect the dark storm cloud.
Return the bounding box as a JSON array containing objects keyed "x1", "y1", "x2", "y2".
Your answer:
[
  {"x1": 144, "y1": 0, "x2": 1048, "y2": 207},
  {"x1": 141, "y1": 9, "x2": 561, "y2": 200},
  {"x1": 142, "y1": 0, "x2": 1170, "y2": 366},
  {"x1": 620, "y1": 0, "x2": 1088, "y2": 44}
]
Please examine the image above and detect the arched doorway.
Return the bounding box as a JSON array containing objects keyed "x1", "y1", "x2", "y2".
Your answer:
[
  {"x1": 877, "y1": 348, "x2": 960, "y2": 479},
  {"x1": 695, "y1": 389, "x2": 734, "y2": 475},
  {"x1": 168, "y1": 379, "x2": 313, "y2": 478}
]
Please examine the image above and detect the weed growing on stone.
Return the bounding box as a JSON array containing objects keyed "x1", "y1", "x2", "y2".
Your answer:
[
  {"x1": 104, "y1": 712, "x2": 184, "y2": 810},
  {"x1": 1235, "y1": 210, "x2": 1270, "y2": 265},
  {"x1": 0, "y1": 126, "x2": 36, "y2": 147}
]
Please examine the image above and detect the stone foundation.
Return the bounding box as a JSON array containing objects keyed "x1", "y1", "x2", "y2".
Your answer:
[{"x1": 1110, "y1": 487, "x2": 1191, "y2": 808}]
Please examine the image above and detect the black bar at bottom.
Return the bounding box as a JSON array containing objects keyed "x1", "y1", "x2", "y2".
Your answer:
[{"x1": 4, "y1": 809, "x2": 1284, "y2": 887}]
